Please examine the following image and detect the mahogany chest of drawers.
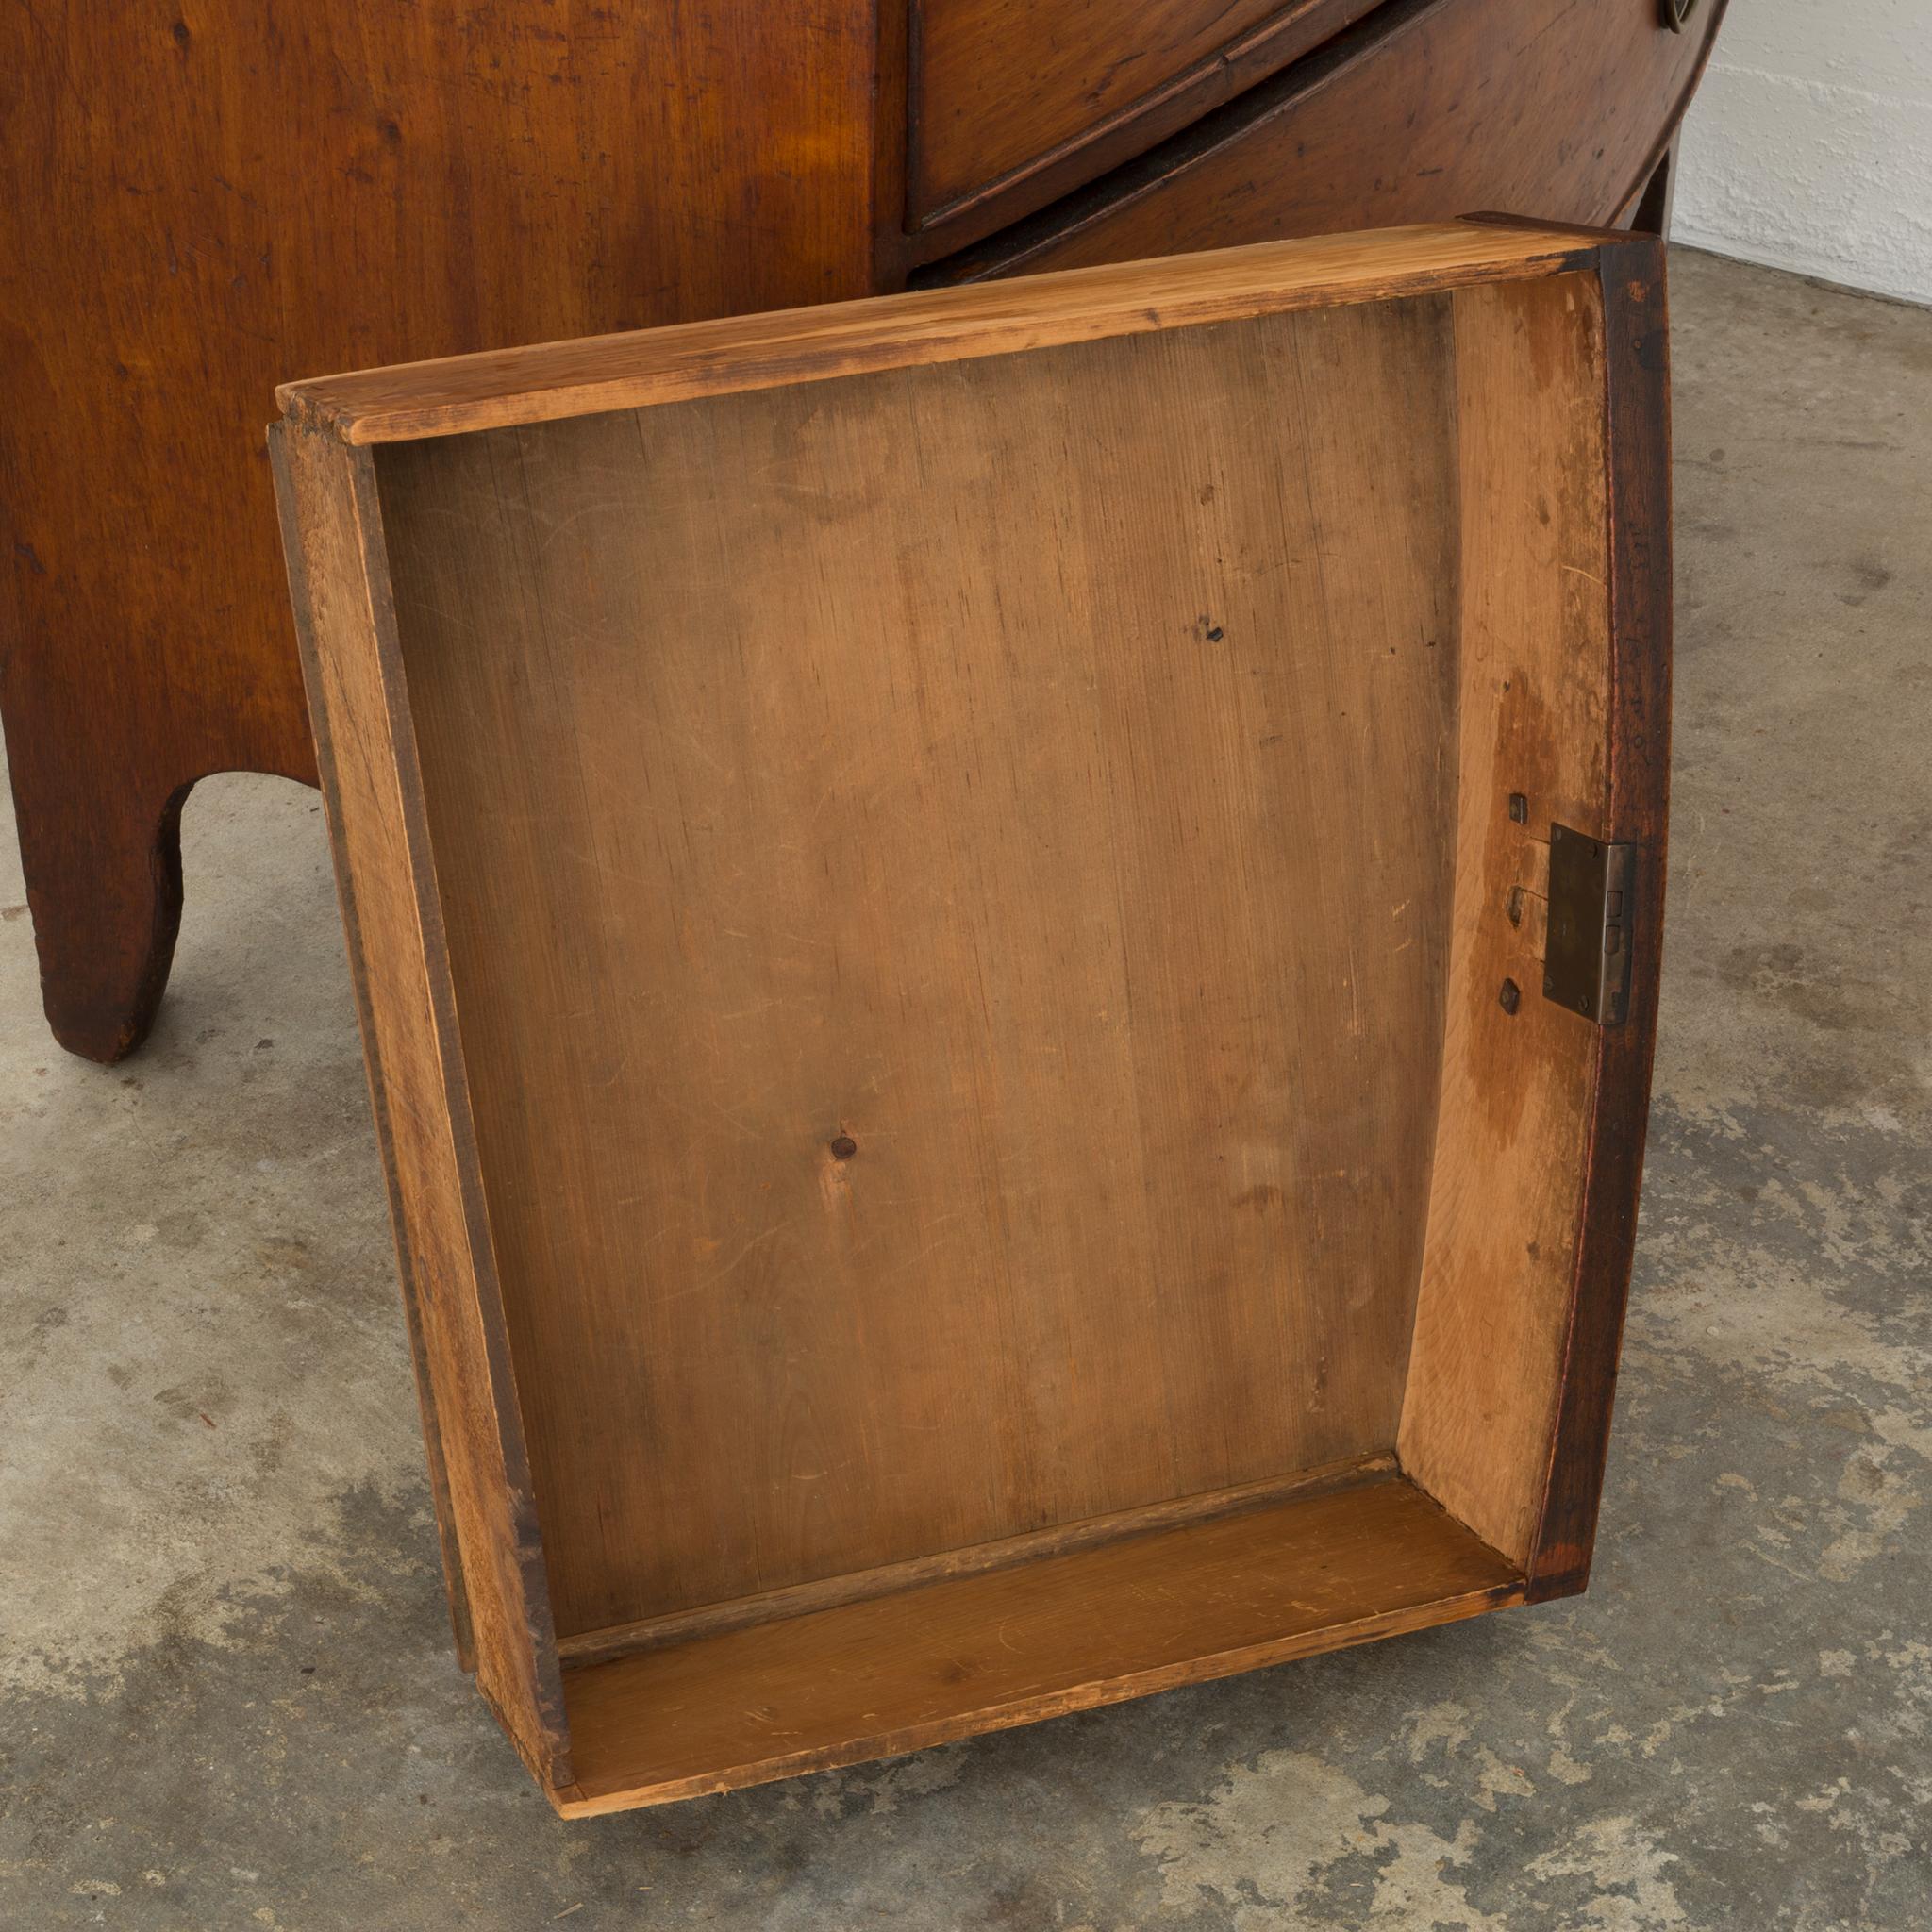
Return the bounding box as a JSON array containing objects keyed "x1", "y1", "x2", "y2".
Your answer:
[{"x1": 2, "y1": 0, "x2": 1722, "y2": 1063}]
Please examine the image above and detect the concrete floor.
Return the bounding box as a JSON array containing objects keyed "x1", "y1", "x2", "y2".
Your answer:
[{"x1": 2, "y1": 247, "x2": 1928, "y2": 1929}]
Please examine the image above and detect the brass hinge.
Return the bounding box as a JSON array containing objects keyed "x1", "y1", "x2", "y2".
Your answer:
[{"x1": 1542, "y1": 824, "x2": 1636, "y2": 1026}]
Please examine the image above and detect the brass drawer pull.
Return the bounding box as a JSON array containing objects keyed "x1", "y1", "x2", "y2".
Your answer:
[{"x1": 1661, "y1": 0, "x2": 1700, "y2": 30}]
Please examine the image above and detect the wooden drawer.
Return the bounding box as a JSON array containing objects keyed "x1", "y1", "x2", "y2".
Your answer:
[
  {"x1": 272, "y1": 219, "x2": 1669, "y2": 1815},
  {"x1": 919, "y1": 0, "x2": 1727, "y2": 282},
  {"x1": 908, "y1": 0, "x2": 1385, "y2": 238}
]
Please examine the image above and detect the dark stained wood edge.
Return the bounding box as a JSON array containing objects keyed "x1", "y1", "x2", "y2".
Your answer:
[
  {"x1": 900, "y1": 0, "x2": 928, "y2": 235},
  {"x1": 1523, "y1": 238, "x2": 1672, "y2": 1602},
  {"x1": 1457, "y1": 210, "x2": 1647, "y2": 245},
  {"x1": 276, "y1": 223, "x2": 1600, "y2": 445},
  {"x1": 558, "y1": 1453, "x2": 1398, "y2": 1667},
  {"x1": 900, "y1": 0, "x2": 1385, "y2": 258},
  {"x1": 267, "y1": 425, "x2": 573, "y2": 1778},
  {"x1": 1624, "y1": 127, "x2": 1682, "y2": 241},
  {"x1": 869, "y1": 0, "x2": 916, "y2": 290}
]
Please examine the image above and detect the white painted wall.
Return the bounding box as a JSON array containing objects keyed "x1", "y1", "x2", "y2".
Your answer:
[{"x1": 1674, "y1": 0, "x2": 1932, "y2": 305}]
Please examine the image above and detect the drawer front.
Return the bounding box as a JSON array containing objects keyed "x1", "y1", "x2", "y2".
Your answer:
[
  {"x1": 924, "y1": 0, "x2": 1725, "y2": 281},
  {"x1": 909, "y1": 0, "x2": 1385, "y2": 234}
]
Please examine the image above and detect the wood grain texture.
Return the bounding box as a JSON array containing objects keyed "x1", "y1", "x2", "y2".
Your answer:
[
  {"x1": 553, "y1": 1471, "x2": 1521, "y2": 1813},
  {"x1": 374, "y1": 291, "x2": 1462, "y2": 1638},
  {"x1": 909, "y1": 0, "x2": 1383, "y2": 235},
  {"x1": 7, "y1": 0, "x2": 1723, "y2": 1066},
  {"x1": 269, "y1": 425, "x2": 569, "y2": 1784},
  {"x1": 277, "y1": 221, "x2": 1596, "y2": 443},
  {"x1": 0, "y1": 0, "x2": 878, "y2": 1062},
  {"x1": 918, "y1": 0, "x2": 1730, "y2": 284},
  {"x1": 1524, "y1": 239, "x2": 1672, "y2": 1599},
  {"x1": 1395, "y1": 271, "x2": 1614, "y2": 1568},
  {"x1": 272, "y1": 226, "x2": 1669, "y2": 1813},
  {"x1": 558, "y1": 1452, "x2": 1395, "y2": 1667}
]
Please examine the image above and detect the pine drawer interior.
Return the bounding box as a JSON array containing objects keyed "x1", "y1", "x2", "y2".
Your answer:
[{"x1": 272, "y1": 222, "x2": 1668, "y2": 1815}]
